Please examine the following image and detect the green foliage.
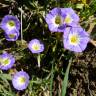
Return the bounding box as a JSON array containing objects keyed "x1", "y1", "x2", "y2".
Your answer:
[
  {"x1": 0, "y1": 72, "x2": 15, "y2": 96},
  {"x1": 0, "y1": 0, "x2": 96, "y2": 96},
  {"x1": 61, "y1": 59, "x2": 72, "y2": 96}
]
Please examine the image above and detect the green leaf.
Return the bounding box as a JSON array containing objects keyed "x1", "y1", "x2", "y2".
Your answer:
[
  {"x1": 50, "y1": 62, "x2": 54, "y2": 96},
  {"x1": 0, "y1": 73, "x2": 12, "y2": 80},
  {"x1": 76, "y1": 4, "x2": 84, "y2": 9},
  {"x1": 61, "y1": 59, "x2": 72, "y2": 96}
]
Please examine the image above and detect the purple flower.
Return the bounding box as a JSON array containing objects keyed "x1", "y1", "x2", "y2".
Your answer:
[
  {"x1": 0, "y1": 52, "x2": 15, "y2": 70},
  {"x1": 45, "y1": 8, "x2": 79, "y2": 32},
  {"x1": 1, "y1": 15, "x2": 20, "y2": 32},
  {"x1": 12, "y1": 71, "x2": 29, "y2": 90},
  {"x1": 45, "y1": 8, "x2": 66, "y2": 32},
  {"x1": 28, "y1": 39, "x2": 44, "y2": 53},
  {"x1": 4, "y1": 29, "x2": 20, "y2": 41},
  {"x1": 62, "y1": 8, "x2": 79, "y2": 26},
  {"x1": 63, "y1": 27, "x2": 90, "y2": 52}
]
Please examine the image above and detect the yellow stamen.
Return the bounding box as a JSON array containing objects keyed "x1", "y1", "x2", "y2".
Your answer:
[
  {"x1": 70, "y1": 35, "x2": 79, "y2": 45},
  {"x1": 9, "y1": 34, "x2": 15, "y2": 38},
  {"x1": 19, "y1": 77, "x2": 26, "y2": 84},
  {"x1": 64, "y1": 15, "x2": 72, "y2": 24},
  {"x1": 32, "y1": 44, "x2": 40, "y2": 51},
  {"x1": 0, "y1": 58, "x2": 10, "y2": 65},
  {"x1": 7, "y1": 20, "x2": 15, "y2": 27},
  {"x1": 55, "y1": 15, "x2": 61, "y2": 25}
]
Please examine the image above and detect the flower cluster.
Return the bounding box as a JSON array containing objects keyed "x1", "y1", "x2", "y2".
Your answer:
[
  {"x1": 0, "y1": 15, "x2": 30, "y2": 91},
  {"x1": 0, "y1": 52, "x2": 29, "y2": 90},
  {"x1": 0, "y1": 15, "x2": 44, "y2": 91},
  {"x1": 45, "y1": 8, "x2": 79, "y2": 32},
  {"x1": 0, "y1": 15, "x2": 20, "y2": 41},
  {"x1": 0, "y1": 7, "x2": 90, "y2": 92},
  {"x1": 45, "y1": 8, "x2": 90, "y2": 52}
]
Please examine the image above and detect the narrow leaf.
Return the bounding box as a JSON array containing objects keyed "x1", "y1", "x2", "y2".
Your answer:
[
  {"x1": 50, "y1": 63, "x2": 54, "y2": 96},
  {"x1": 61, "y1": 59, "x2": 72, "y2": 96}
]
